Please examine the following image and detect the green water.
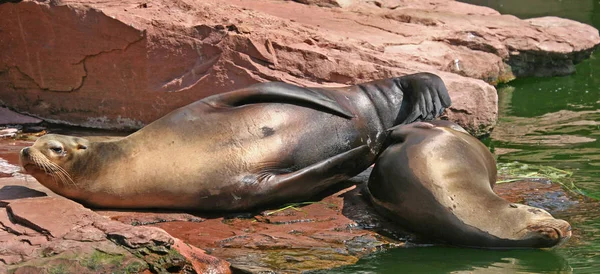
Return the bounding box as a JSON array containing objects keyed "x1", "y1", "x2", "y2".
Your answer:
[{"x1": 324, "y1": 1, "x2": 600, "y2": 273}]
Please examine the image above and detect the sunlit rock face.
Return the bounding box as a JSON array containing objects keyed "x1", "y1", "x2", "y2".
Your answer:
[{"x1": 1, "y1": 0, "x2": 598, "y2": 135}]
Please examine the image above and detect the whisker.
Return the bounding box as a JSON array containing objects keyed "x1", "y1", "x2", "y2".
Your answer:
[
  {"x1": 53, "y1": 163, "x2": 76, "y2": 187},
  {"x1": 48, "y1": 162, "x2": 68, "y2": 185},
  {"x1": 26, "y1": 151, "x2": 77, "y2": 187},
  {"x1": 52, "y1": 163, "x2": 76, "y2": 186},
  {"x1": 32, "y1": 155, "x2": 58, "y2": 185}
]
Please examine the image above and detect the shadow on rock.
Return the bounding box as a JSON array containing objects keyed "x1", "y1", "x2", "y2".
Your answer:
[{"x1": 0, "y1": 185, "x2": 47, "y2": 203}]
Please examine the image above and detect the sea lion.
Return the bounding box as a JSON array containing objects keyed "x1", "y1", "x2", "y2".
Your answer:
[
  {"x1": 366, "y1": 120, "x2": 572, "y2": 248},
  {"x1": 20, "y1": 72, "x2": 451, "y2": 211}
]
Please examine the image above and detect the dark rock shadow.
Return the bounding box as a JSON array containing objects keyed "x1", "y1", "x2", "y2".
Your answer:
[
  {"x1": 336, "y1": 168, "x2": 417, "y2": 243},
  {"x1": 336, "y1": 167, "x2": 450, "y2": 247},
  {"x1": 0, "y1": 185, "x2": 47, "y2": 205}
]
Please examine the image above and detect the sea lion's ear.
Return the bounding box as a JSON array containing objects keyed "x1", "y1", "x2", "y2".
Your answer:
[{"x1": 72, "y1": 136, "x2": 90, "y2": 150}]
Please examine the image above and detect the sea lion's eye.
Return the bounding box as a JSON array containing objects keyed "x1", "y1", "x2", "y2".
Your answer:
[{"x1": 50, "y1": 147, "x2": 64, "y2": 154}]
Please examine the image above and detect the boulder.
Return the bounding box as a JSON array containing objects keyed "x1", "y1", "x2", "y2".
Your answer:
[{"x1": 1, "y1": 0, "x2": 597, "y2": 135}]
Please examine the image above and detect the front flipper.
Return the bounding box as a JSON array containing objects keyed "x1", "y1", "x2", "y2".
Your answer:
[
  {"x1": 257, "y1": 145, "x2": 371, "y2": 204},
  {"x1": 394, "y1": 72, "x2": 452, "y2": 125},
  {"x1": 205, "y1": 82, "x2": 354, "y2": 119}
]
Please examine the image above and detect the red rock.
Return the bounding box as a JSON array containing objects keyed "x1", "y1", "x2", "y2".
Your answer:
[
  {"x1": 0, "y1": 208, "x2": 44, "y2": 237},
  {"x1": 17, "y1": 235, "x2": 47, "y2": 246},
  {"x1": 1, "y1": 254, "x2": 24, "y2": 265},
  {"x1": 94, "y1": 220, "x2": 174, "y2": 249},
  {"x1": 0, "y1": 140, "x2": 35, "y2": 169},
  {"x1": 172, "y1": 238, "x2": 232, "y2": 274},
  {"x1": 2, "y1": 0, "x2": 597, "y2": 134},
  {"x1": 0, "y1": 239, "x2": 36, "y2": 264},
  {"x1": 62, "y1": 226, "x2": 107, "y2": 242},
  {"x1": 0, "y1": 107, "x2": 41, "y2": 126},
  {"x1": 7, "y1": 197, "x2": 99, "y2": 238},
  {"x1": 0, "y1": 190, "x2": 230, "y2": 272},
  {"x1": 441, "y1": 73, "x2": 498, "y2": 136},
  {"x1": 98, "y1": 211, "x2": 205, "y2": 226},
  {"x1": 149, "y1": 183, "x2": 404, "y2": 272}
]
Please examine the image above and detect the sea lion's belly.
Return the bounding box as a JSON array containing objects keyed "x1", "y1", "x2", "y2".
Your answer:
[{"x1": 106, "y1": 103, "x2": 369, "y2": 208}]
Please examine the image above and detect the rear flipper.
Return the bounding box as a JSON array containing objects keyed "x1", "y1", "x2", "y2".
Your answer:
[
  {"x1": 255, "y1": 145, "x2": 371, "y2": 206},
  {"x1": 204, "y1": 82, "x2": 354, "y2": 119}
]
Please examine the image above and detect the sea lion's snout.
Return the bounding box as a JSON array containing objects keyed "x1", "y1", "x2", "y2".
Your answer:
[
  {"x1": 19, "y1": 147, "x2": 41, "y2": 175},
  {"x1": 21, "y1": 147, "x2": 30, "y2": 157},
  {"x1": 526, "y1": 219, "x2": 572, "y2": 247},
  {"x1": 19, "y1": 147, "x2": 34, "y2": 168}
]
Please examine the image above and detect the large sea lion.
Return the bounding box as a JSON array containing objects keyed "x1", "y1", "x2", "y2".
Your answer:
[
  {"x1": 366, "y1": 120, "x2": 572, "y2": 248},
  {"x1": 20, "y1": 72, "x2": 451, "y2": 211}
]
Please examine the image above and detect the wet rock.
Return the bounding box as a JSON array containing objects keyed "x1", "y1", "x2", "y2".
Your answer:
[
  {"x1": 122, "y1": 184, "x2": 406, "y2": 273},
  {"x1": 0, "y1": 159, "x2": 22, "y2": 178},
  {"x1": 494, "y1": 179, "x2": 580, "y2": 212},
  {"x1": 98, "y1": 211, "x2": 205, "y2": 226},
  {"x1": 2, "y1": 0, "x2": 597, "y2": 135},
  {"x1": 0, "y1": 128, "x2": 18, "y2": 139},
  {"x1": 20, "y1": 126, "x2": 46, "y2": 134},
  {"x1": 8, "y1": 197, "x2": 100, "y2": 238}
]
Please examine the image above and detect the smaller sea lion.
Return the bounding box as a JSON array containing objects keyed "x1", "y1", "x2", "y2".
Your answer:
[{"x1": 366, "y1": 120, "x2": 572, "y2": 248}]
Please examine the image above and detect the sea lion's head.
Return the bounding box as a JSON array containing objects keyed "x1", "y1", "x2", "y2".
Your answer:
[
  {"x1": 505, "y1": 204, "x2": 572, "y2": 249},
  {"x1": 20, "y1": 134, "x2": 90, "y2": 187}
]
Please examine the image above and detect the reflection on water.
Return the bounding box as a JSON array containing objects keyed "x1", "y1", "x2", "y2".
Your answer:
[
  {"x1": 326, "y1": 1, "x2": 600, "y2": 273},
  {"x1": 315, "y1": 247, "x2": 572, "y2": 274},
  {"x1": 553, "y1": 204, "x2": 600, "y2": 274}
]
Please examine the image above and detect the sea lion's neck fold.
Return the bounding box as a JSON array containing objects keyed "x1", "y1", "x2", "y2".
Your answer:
[{"x1": 356, "y1": 79, "x2": 405, "y2": 130}]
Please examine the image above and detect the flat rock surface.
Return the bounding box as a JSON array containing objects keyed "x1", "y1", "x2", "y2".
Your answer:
[
  {"x1": 1, "y1": 0, "x2": 598, "y2": 136},
  {"x1": 0, "y1": 138, "x2": 590, "y2": 273}
]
